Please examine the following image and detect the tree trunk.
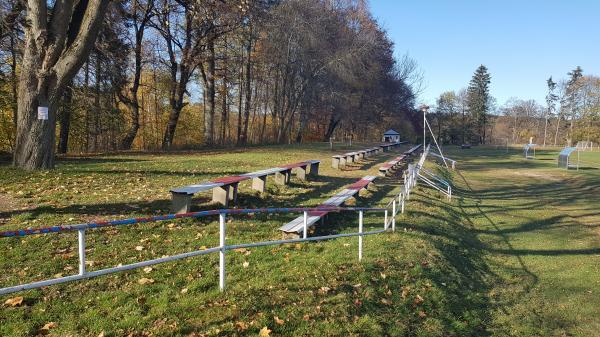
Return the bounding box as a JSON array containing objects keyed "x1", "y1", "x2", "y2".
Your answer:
[
  {"x1": 13, "y1": 0, "x2": 110, "y2": 169},
  {"x1": 57, "y1": 84, "x2": 73, "y2": 154},
  {"x1": 120, "y1": 104, "x2": 140, "y2": 150},
  {"x1": 554, "y1": 114, "x2": 561, "y2": 146},
  {"x1": 10, "y1": 34, "x2": 18, "y2": 137},
  {"x1": 240, "y1": 38, "x2": 252, "y2": 145},
  {"x1": 203, "y1": 39, "x2": 216, "y2": 145},
  {"x1": 323, "y1": 113, "x2": 339, "y2": 141},
  {"x1": 163, "y1": 105, "x2": 182, "y2": 148}
]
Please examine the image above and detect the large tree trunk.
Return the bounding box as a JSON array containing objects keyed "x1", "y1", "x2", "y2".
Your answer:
[{"x1": 13, "y1": 0, "x2": 110, "y2": 170}]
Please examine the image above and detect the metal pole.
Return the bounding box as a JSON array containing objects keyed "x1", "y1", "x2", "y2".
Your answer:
[
  {"x1": 392, "y1": 200, "x2": 396, "y2": 232},
  {"x1": 358, "y1": 211, "x2": 363, "y2": 261},
  {"x1": 303, "y1": 211, "x2": 308, "y2": 239},
  {"x1": 423, "y1": 107, "x2": 426, "y2": 149},
  {"x1": 219, "y1": 213, "x2": 226, "y2": 291},
  {"x1": 401, "y1": 193, "x2": 405, "y2": 213},
  {"x1": 384, "y1": 209, "x2": 388, "y2": 230},
  {"x1": 78, "y1": 229, "x2": 86, "y2": 275}
]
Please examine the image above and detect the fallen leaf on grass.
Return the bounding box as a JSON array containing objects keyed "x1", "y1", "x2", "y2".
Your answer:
[
  {"x1": 259, "y1": 326, "x2": 272, "y2": 337},
  {"x1": 39, "y1": 322, "x2": 57, "y2": 335},
  {"x1": 143, "y1": 267, "x2": 153, "y2": 273},
  {"x1": 319, "y1": 286, "x2": 330, "y2": 294},
  {"x1": 135, "y1": 246, "x2": 144, "y2": 251},
  {"x1": 235, "y1": 321, "x2": 248, "y2": 331},
  {"x1": 234, "y1": 248, "x2": 251, "y2": 255},
  {"x1": 4, "y1": 296, "x2": 24, "y2": 307},
  {"x1": 418, "y1": 310, "x2": 427, "y2": 318},
  {"x1": 181, "y1": 288, "x2": 188, "y2": 294},
  {"x1": 380, "y1": 298, "x2": 392, "y2": 305},
  {"x1": 413, "y1": 294, "x2": 424, "y2": 305},
  {"x1": 401, "y1": 286, "x2": 410, "y2": 299},
  {"x1": 243, "y1": 261, "x2": 250, "y2": 268},
  {"x1": 138, "y1": 278, "x2": 155, "y2": 285},
  {"x1": 274, "y1": 316, "x2": 285, "y2": 325}
]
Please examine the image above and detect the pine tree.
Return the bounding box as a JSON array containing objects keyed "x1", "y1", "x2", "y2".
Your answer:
[
  {"x1": 466, "y1": 65, "x2": 491, "y2": 144},
  {"x1": 566, "y1": 66, "x2": 583, "y2": 141},
  {"x1": 545, "y1": 77, "x2": 558, "y2": 147}
]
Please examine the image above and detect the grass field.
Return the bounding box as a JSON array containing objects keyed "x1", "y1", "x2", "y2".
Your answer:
[{"x1": 1, "y1": 144, "x2": 599, "y2": 336}]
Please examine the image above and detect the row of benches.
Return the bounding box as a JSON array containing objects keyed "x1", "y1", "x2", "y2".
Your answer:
[
  {"x1": 279, "y1": 175, "x2": 377, "y2": 236},
  {"x1": 331, "y1": 142, "x2": 405, "y2": 169},
  {"x1": 170, "y1": 160, "x2": 320, "y2": 213},
  {"x1": 331, "y1": 147, "x2": 380, "y2": 169},
  {"x1": 378, "y1": 144, "x2": 423, "y2": 176}
]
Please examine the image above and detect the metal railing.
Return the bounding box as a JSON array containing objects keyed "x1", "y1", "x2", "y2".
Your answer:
[
  {"x1": 0, "y1": 206, "x2": 392, "y2": 295},
  {"x1": 0, "y1": 146, "x2": 449, "y2": 296}
]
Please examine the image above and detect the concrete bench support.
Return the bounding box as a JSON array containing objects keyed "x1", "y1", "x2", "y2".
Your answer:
[
  {"x1": 213, "y1": 184, "x2": 238, "y2": 206},
  {"x1": 332, "y1": 156, "x2": 346, "y2": 169},
  {"x1": 171, "y1": 192, "x2": 192, "y2": 214},
  {"x1": 275, "y1": 170, "x2": 291, "y2": 185},
  {"x1": 252, "y1": 176, "x2": 267, "y2": 192},
  {"x1": 294, "y1": 166, "x2": 308, "y2": 180},
  {"x1": 309, "y1": 162, "x2": 320, "y2": 176}
]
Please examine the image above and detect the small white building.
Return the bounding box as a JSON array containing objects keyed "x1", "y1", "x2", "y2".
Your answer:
[{"x1": 382, "y1": 129, "x2": 400, "y2": 143}]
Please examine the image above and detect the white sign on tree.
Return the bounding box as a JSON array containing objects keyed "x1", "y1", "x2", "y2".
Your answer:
[{"x1": 37, "y1": 106, "x2": 49, "y2": 120}]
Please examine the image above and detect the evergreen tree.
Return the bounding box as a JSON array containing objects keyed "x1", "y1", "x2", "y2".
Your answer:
[
  {"x1": 566, "y1": 66, "x2": 583, "y2": 140},
  {"x1": 466, "y1": 65, "x2": 491, "y2": 144},
  {"x1": 545, "y1": 76, "x2": 558, "y2": 147}
]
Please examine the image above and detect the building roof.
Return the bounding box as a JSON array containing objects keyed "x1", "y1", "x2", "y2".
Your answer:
[{"x1": 383, "y1": 129, "x2": 400, "y2": 135}]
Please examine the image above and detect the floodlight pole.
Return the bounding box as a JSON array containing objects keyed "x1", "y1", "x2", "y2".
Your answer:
[{"x1": 422, "y1": 105, "x2": 427, "y2": 149}]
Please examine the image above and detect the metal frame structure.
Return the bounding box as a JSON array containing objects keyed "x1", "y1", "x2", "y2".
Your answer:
[
  {"x1": 411, "y1": 145, "x2": 453, "y2": 200},
  {"x1": 0, "y1": 206, "x2": 394, "y2": 295},
  {"x1": 523, "y1": 143, "x2": 537, "y2": 159},
  {"x1": 558, "y1": 147, "x2": 580, "y2": 170}
]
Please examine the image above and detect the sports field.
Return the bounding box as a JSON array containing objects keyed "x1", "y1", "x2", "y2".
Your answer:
[{"x1": 1, "y1": 145, "x2": 599, "y2": 336}]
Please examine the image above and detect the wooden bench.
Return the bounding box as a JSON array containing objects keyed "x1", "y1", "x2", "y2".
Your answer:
[
  {"x1": 331, "y1": 146, "x2": 383, "y2": 169},
  {"x1": 378, "y1": 155, "x2": 406, "y2": 176},
  {"x1": 279, "y1": 175, "x2": 377, "y2": 237},
  {"x1": 403, "y1": 144, "x2": 422, "y2": 156},
  {"x1": 170, "y1": 160, "x2": 321, "y2": 213}
]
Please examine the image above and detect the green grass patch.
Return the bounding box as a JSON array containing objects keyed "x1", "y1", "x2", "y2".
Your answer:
[{"x1": 1, "y1": 143, "x2": 599, "y2": 336}]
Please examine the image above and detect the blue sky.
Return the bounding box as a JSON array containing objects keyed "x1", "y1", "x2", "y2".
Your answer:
[{"x1": 369, "y1": 0, "x2": 600, "y2": 107}]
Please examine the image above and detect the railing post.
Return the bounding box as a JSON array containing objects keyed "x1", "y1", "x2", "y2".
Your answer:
[
  {"x1": 401, "y1": 193, "x2": 405, "y2": 214},
  {"x1": 303, "y1": 211, "x2": 308, "y2": 239},
  {"x1": 384, "y1": 209, "x2": 388, "y2": 230},
  {"x1": 78, "y1": 229, "x2": 86, "y2": 275},
  {"x1": 219, "y1": 212, "x2": 226, "y2": 291},
  {"x1": 392, "y1": 200, "x2": 396, "y2": 232},
  {"x1": 358, "y1": 210, "x2": 363, "y2": 261}
]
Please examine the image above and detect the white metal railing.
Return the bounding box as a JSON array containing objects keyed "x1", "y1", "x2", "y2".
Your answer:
[
  {"x1": 0, "y1": 206, "x2": 393, "y2": 295},
  {"x1": 0, "y1": 145, "x2": 453, "y2": 296}
]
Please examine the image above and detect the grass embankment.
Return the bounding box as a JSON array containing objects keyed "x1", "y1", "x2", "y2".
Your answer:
[{"x1": 1, "y1": 144, "x2": 599, "y2": 336}]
